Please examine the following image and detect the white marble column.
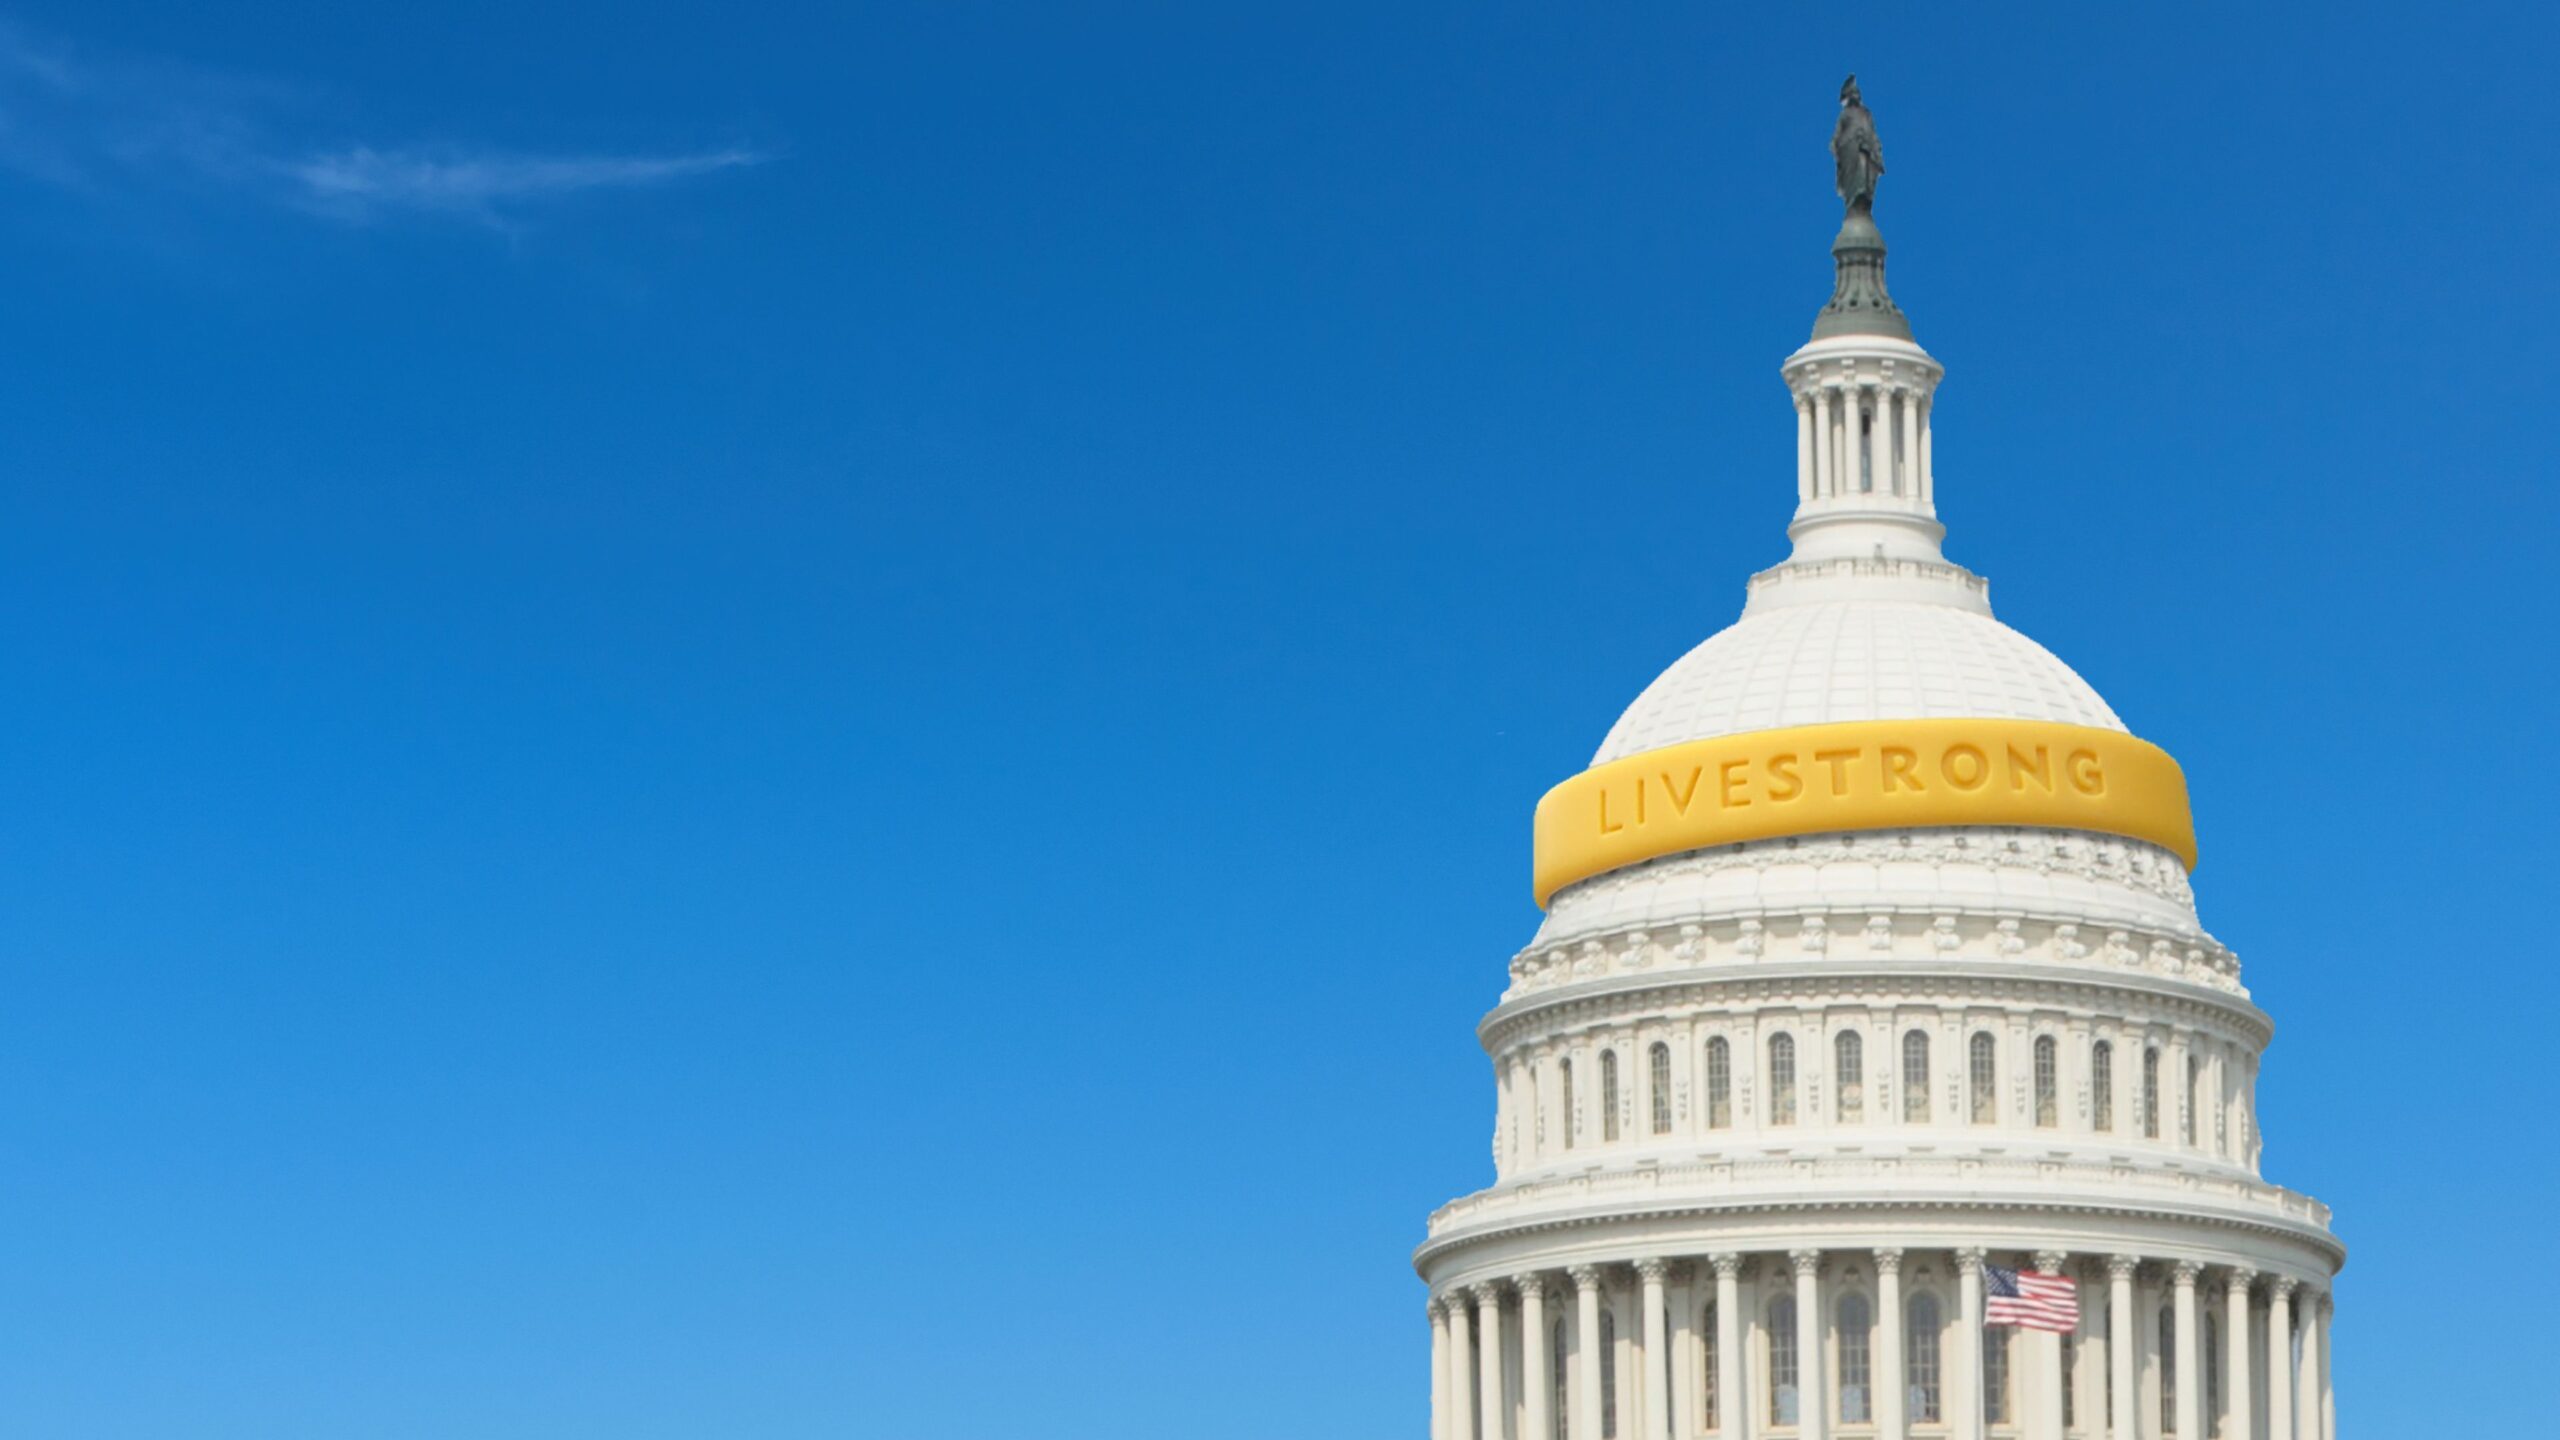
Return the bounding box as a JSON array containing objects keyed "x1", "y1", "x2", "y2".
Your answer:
[
  {"x1": 2265, "y1": 1279, "x2": 2295, "y2": 1440},
  {"x1": 2317, "y1": 1295, "x2": 2334, "y2": 1440},
  {"x1": 1812, "y1": 387, "x2": 1835, "y2": 500},
  {"x1": 2293, "y1": 1289, "x2": 2322, "y2": 1440},
  {"x1": 1521, "y1": 1276, "x2": 1552, "y2": 1440},
  {"x1": 1433, "y1": 1298, "x2": 1453, "y2": 1440},
  {"x1": 1712, "y1": 1254, "x2": 1743, "y2": 1440},
  {"x1": 1900, "y1": 383, "x2": 1922, "y2": 496},
  {"x1": 1795, "y1": 394, "x2": 1814, "y2": 504},
  {"x1": 1873, "y1": 389, "x2": 1897, "y2": 496},
  {"x1": 1479, "y1": 1282, "x2": 1509, "y2": 1440},
  {"x1": 2031, "y1": 1252, "x2": 2068, "y2": 1440},
  {"x1": 2225, "y1": 1270, "x2": 2256, "y2": 1440},
  {"x1": 1450, "y1": 1291, "x2": 1478, "y2": 1440},
  {"x1": 2107, "y1": 1257, "x2": 2136, "y2": 1440},
  {"x1": 1572, "y1": 1266, "x2": 1604, "y2": 1440},
  {"x1": 1639, "y1": 1259, "x2": 1672, "y2": 1440},
  {"x1": 1875, "y1": 1249, "x2": 1907, "y2": 1440},
  {"x1": 1791, "y1": 1251, "x2": 1827, "y2": 1440},
  {"x1": 1955, "y1": 1248, "x2": 1986, "y2": 1440},
  {"x1": 1919, "y1": 396, "x2": 1934, "y2": 501},
  {"x1": 2172, "y1": 1263, "x2": 2202, "y2": 1440}
]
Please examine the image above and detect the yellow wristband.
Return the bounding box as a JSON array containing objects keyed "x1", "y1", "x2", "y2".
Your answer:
[{"x1": 1531, "y1": 718, "x2": 2196, "y2": 907}]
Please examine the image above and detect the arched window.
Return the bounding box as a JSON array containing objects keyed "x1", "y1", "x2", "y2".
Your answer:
[
  {"x1": 1768, "y1": 1034, "x2": 1797, "y2": 1125},
  {"x1": 1769, "y1": 1296, "x2": 1800, "y2": 1425},
  {"x1": 2142, "y1": 1047, "x2": 2161, "y2": 1139},
  {"x1": 2205, "y1": 1309, "x2": 2224, "y2": 1435},
  {"x1": 1903, "y1": 1030, "x2": 1931, "y2": 1122},
  {"x1": 1551, "y1": 1316, "x2": 1569, "y2": 1440},
  {"x1": 1836, "y1": 1031, "x2": 1865, "y2": 1122},
  {"x1": 1561, "y1": 1059, "x2": 1577, "y2": 1150},
  {"x1": 2159, "y1": 1303, "x2": 2178, "y2": 1434},
  {"x1": 1969, "y1": 1031, "x2": 1998, "y2": 1124},
  {"x1": 1600, "y1": 1304, "x2": 1619, "y2": 1439},
  {"x1": 1699, "y1": 1300, "x2": 1719, "y2": 1429},
  {"x1": 1649, "y1": 1042, "x2": 1672, "y2": 1136},
  {"x1": 1907, "y1": 1293, "x2": 1943, "y2": 1422},
  {"x1": 2034, "y1": 1035, "x2": 2059, "y2": 1127},
  {"x1": 1839, "y1": 1293, "x2": 1873, "y2": 1423},
  {"x1": 1705, "y1": 1038, "x2": 1732, "y2": 1129},
  {"x1": 1602, "y1": 1050, "x2": 1622, "y2": 1143},
  {"x1": 2092, "y1": 1041, "x2": 2115, "y2": 1133},
  {"x1": 1982, "y1": 1321, "x2": 2011, "y2": 1424},
  {"x1": 2185, "y1": 1054, "x2": 2201, "y2": 1146}
]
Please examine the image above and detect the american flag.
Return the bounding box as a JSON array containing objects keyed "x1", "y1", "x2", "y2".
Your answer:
[{"x1": 1983, "y1": 1264, "x2": 2080, "y2": 1333}]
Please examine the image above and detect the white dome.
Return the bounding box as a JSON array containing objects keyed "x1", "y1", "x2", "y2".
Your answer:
[{"x1": 1592, "y1": 598, "x2": 2123, "y2": 763}]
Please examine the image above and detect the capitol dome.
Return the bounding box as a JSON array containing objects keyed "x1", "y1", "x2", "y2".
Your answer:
[
  {"x1": 1417, "y1": 80, "x2": 2340, "y2": 1440},
  {"x1": 1593, "y1": 599, "x2": 2125, "y2": 765}
]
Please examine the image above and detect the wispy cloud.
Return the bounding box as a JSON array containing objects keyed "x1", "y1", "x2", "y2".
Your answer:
[
  {"x1": 0, "y1": 20, "x2": 764, "y2": 230},
  {"x1": 284, "y1": 146, "x2": 765, "y2": 223}
]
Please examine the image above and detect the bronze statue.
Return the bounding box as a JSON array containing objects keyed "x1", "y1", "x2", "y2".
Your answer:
[{"x1": 1832, "y1": 75, "x2": 1884, "y2": 216}]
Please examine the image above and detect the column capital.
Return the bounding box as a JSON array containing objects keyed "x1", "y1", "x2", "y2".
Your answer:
[
  {"x1": 1431, "y1": 1296, "x2": 1452, "y2": 1324},
  {"x1": 1954, "y1": 1246, "x2": 1988, "y2": 1269},
  {"x1": 1513, "y1": 1271, "x2": 1552, "y2": 1303},
  {"x1": 1872, "y1": 1247, "x2": 1904, "y2": 1275},
  {"x1": 1708, "y1": 1253, "x2": 1743, "y2": 1280},
  {"x1": 1789, "y1": 1248, "x2": 1823, "y2": 1277},
  {"x1": 2170, "y1": 1260, "x2": 2204, "y2": 1286},
  {"x1": 2269, "y1": 1275, "x2": 2299, "y2": 1300},
  {"x1": 1440, "y1": 1289, "x2": 1471, "y2": 1317},
  {"x1": 1635, "y1": 1257, "x2": 1671, "y2": 1285},
  {"x1": 2318, "y1": 1290, "x2": 2335, "y2": 1317},
  {"x1": 2032, "y1": 1250, "x2": 2068, "y2": 1275},
  {"x1": 1472, "y1": 1280, "x2": 1508, "y2": 1306},
  {"x1": 2226, "y1": 1265, "x2": 2260, "y2": 1289},
  {"x1": 2106, "y1": 1254, "x2": 2140, "y2": 1281},
  {"x1": 1569, "y1": 1264, "x2": 1605, "y2": 1293}
]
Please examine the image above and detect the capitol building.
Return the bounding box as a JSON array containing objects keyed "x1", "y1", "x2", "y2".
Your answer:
[{"x1": 1414, "y1": 85, "x2": 2342, "y2": 1440}]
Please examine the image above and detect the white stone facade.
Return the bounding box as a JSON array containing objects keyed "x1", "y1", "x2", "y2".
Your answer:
[{"x1": 1414, "y1": 230, "x2": 2341, "y2": 1440}]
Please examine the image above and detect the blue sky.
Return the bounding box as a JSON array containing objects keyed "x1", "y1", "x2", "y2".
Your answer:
[{"x1": 0, "y1": 2, "x2": 2550, "y2": 1435}]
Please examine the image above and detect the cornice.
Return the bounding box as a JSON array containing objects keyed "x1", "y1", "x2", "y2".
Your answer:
[
  {"x1": 1508, "y1": 909, "x2": 2243, "y2": 1013},
  {"x1": 1478, "y1": 959, "x2": 2272, "y2": 1054},
  {"x1": 1410, "y1": 1190, "x2": 2347, "y2": 1281}
]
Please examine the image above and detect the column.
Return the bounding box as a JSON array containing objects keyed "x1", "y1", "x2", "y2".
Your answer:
[
  {"x1": 1477, "y1": 1283, "x2": 1509, "y2": 1440},
  {"x1": 2172, "y1": 1263, "x2": 2202, "y2": 1440},
  {"x1": 2226, "y1": 1270, "x2": 2256, "y2": 1440},
  {"x1": 1522, "y1": 1276, "x2": 1552, "y2": 1440},
  {"x1": 1713, "y1": 1255, "x2": 1744, "y2": 1440},
  {"x1": 2316, "y1": 1295, "x2": 2334, "y2": 1440},
  {"x1": 1812, "y1": 386, "x2": 1832, "y2": 499},
  {"x1": 2266, "y1": 1279, "x2": 2295, "y2": 1440},
  {"x1": 2107, "y1": 1258, "x2": 2136, "y2": 1440},
  {"x1": 1900, "y1": 383, "x2": 1922, "y2": 498},
  {"x1": 1637, "y1": 1260, "x2": 1671, "y2": 1440},
  {"x1": 2031, "y1": 1252, "x2": 2068, "y2": 1440},
  {"x1": 1433, "y1": 1298, "x2": 1452, "y2": 1440},
  {"x1": 1671, "y1": 1272, "x2": 1698, "y2": 1440},
  {"x1": 1878, "y1": 388, "x2": 1901, "y2": 496},
  {"x1": 1573, "y1": 1266, "x2": 1605, "y2": 1440},
  {"x1": 1791, "y1": 1250, "x2": 1827, "y2": 1440},
  {"x1": 1796, "y1": 394, "x2": 1815, "y2": 503},
  {"x1": 1450, "y1": 1291, "x2": 1478, "y2": 1440},
  {"x1": 1919, "y1": 396, "x2": 1934, "y2": 502},
  {"x1": 2292, "y1": 1289, "x2": 2322, "y2": 1440},
  {"x1": 1955, "y1": 1248, "x2": 1986, "y2": 1440},
  {"x1": 1875, "y1": 1249, "x2": 1907, "y2": 1440}
]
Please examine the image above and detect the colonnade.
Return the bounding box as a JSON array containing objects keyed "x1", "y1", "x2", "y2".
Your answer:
[
  {"x1": 1425, "y1": 1247, "x2": 2333, "y2": 1440},
  {"x1": 1793, "y1": 381, "x2": 1931, "y2": 506}
]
